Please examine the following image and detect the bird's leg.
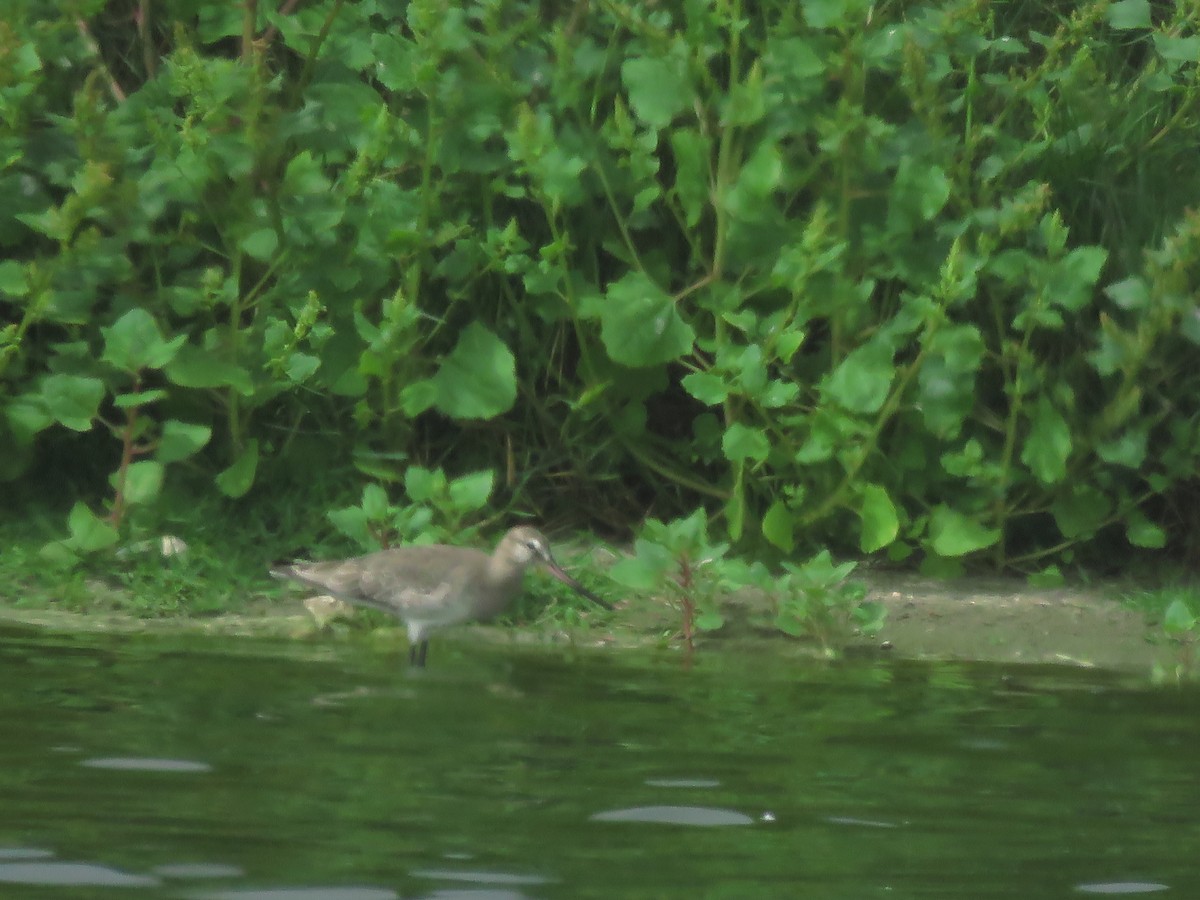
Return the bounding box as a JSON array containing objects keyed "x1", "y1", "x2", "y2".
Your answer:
[{"x1": 409, "y1": 640, "x2": 428, "y2": 668}]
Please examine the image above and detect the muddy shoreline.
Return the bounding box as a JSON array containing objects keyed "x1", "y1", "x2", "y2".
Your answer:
[{"x1": 0, "y1": 572, "x2": 1166, "y2": 675}]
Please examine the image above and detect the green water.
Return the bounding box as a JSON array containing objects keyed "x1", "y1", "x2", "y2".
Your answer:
[{"x1": 1, "y1": 625, "x2": 1197, "y2": 899}]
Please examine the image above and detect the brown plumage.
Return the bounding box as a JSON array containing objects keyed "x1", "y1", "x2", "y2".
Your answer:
[{"x1": 271, "y1": 526, "x2": 610, "y2": 667}]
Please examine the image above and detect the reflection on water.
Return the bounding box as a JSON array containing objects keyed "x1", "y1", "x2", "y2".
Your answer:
[{"x1": 2, "y1": 624, "x2": 1199, "y2": 898}]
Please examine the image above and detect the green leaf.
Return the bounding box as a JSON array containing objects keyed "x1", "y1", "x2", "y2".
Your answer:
[
  {"x1": 589, "y1": 273, "x2": 696, "y2": 368},
  {"x1": 621, "y1": 56, "x2": 690, "y2": 128},
  {"x1": 762, "y1": 500, "x2": 795, "y2": 552},
  {"x1": 328, "y1": 505, "x2": 372, "y2": 548},
  {"x1": 240, "y1": 228, "x2": 278, "y2": 261},
  {"x1": 41, "y1": 374, "x2": 105, "y2": 431},
  {"x1": 1106, "y1": 0, "x2": 1151, "y2": 29},
  {"x1": 695, "y1": 611, "x2": 725, "y2": 632},
  {"x1": 889, "y1": 159, "x2": 951, "y2": 225},
  {"x1": 1103, "y1": 276, "x2": 1149, "y2": 311},
  {"x1": 803, "y1": 0, "x2": 871, "y2": 28},
  {"x1": 1096, "y1": 427, "x2": 1147, "y2": 468},
  {"x1": 117, "y1": 460, "x2": 164, "y2": 506},
  {"x1": 1046, "y1": 246, "x2": 1107, "y2": 312},
  {"x1": 113, "y1": 389, "x2": 169, "y2": 409},
  {"x1": 361, "y1": 483, "x2": 390, "y2": 520},
  {"x1": 726, "y1": 477, "x2": 746, "y2": 542},
  {"x1": 0, "y1": 260, "x2": 28, "y2": 296},
  {"x1": 919, "y1": 324, "x2": 985, "y2": 437},
  {"x1": 66, "y1": 502, "x2": 119, "y2": 552},
  {"x1": 284, "y1": 353, "x2": 320, "y2": 384},
  {"x1": 859, "y1": 484, "x2": 899, "y2": 553},
  {"x1": 156, "y1": 420, "x2": 212, "y2": 463},
  {"x1": 1051, "y1": 486, "x2": 1110, "y2": 539},
  {"x1": 1163, "y1": 598, "x2": 1197, "y2": 634},
  {"x1": 721, "y1": 423, "x2": 769, "y2": 463},
  {"x1": 101, "y1": 309, "x2": 186, "y2": 372},
  {"x1": 1155, "y1": 34, "x2": 1200, "y2": 71},
  {"x1": 670, "y1": 129, "x2": 708, "y2": 228},
  {"x1": 681, "y1": 372, "x2": 729, "y2": 405},
  {"x1": 166, "y1": 346, "x2": 255, "y2": 395},
  {"x1": 215, "y1": 440, "x2": 259, "y2": 498},
  {"x1": 724, "y1": 142, "x2": 782, "y2": 214},
  {"x1": 431, "y1": 322, "x2": 517, "y2": 420},
  {"x1": 1028, "y1": 565, "x2": 1065, "y2": 588},
  {"x1": 448, "y1": 470, "x2": 495, "y2": 511},
  {"x1": 1126, "y1": 511, "x2": 1166, "y2": 549},
  {"x1": 821, "y1": 340, "x2": 895, "y2": 413},
  {"x1": 608, "y1": 539, "x2": 675, "y2": 591},
  {"x1": 928, "y1": 505, "x2": 1000, "y2": 557},
  {"x1": 1021, "y1": 397, "x2": 1072, "y2": 484},
  {"x1": 405, "y1": 466, "x2": 445, "y2": 503}
]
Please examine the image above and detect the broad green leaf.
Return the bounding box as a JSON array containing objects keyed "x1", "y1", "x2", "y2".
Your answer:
[
  {"x1": 591, "y1": 273, "x2": 695, "y2": 367},
  {"x1": 1051, "y1": 486, "x2": 1110, "y2": 539},
  {"x1": 361, "y1": 483, "x2": 390, "y2": 520},
  {"x1": 1126, "y1": 511, "x2": 1166, "y2": 549},
  {"x1": 725, "y1": 477, "x2": 746, "y2": 541},
  {"x1": 728, "y1": 344, "x2": 767, "y2": 395},
  {"x1": 919, "y1": 324, "x2": 985, "y2": 437},
  {"x1": 328, "y1": 505, "x2": 372, "y2": 548},
  {"x1": 608, "y1": 539, "x2": 675, "y2": 591},
  {"x1": 1045, "y1": 246, "x2": 1107, "y2": 312},
  {"x1": 67, "y1": 502, "x2": 119, "y2": 552},
  {"x1": 681, "y1": 372, "x2": 729, "y2": 405},
  {"x1": 156, "y1": 420, "x2": 212, "y2": 463},
  {"x1": 116, "y1": 460, "x2": 164, "y2": 506},
  {"x1": 1028, "y1": 565, "x2": 1065, "y2": 588},
  {"x1": 113, "y1": 389, "x2": 168, "y2": 409},
  {"x1": 1096, "y1": 427, "x2": 1147, "y2": 468},
  {"x1": 724, "y1": 142, "x2": 782, "y2": 214},
  {"x1": 101, "y1": 309, "x2": 186, "y2": 372},
  {"x1": 240, "y1": 228, "x2": 278, "y2": 261},
  {"x1": 783, "y1": 549, "x2": 856, "y2": 588},
  {"x1": 859, "y1": 484, "x2": 899, "y2": 553},
  {"x1": 1103, "y1": 276, "x2": 1149, "y2": 311},
  {"x1": 6, "y1": 395, "x2": 53, "y2": 437},
  {"x1": 0, "y1": 260, "x2": 27, "y2": 295},
  {"x1": 41, "y1": 374, "x2": 105, "y2": 431},
  {"x1": 821, "y1": 340, "x2": 895, "y2": 413},
  {"x1": 1021, "y1": 397, "x2": 1072, "y2": 484},
  {"x1": 760, "y1": 380, "x2": 799, "y2": 408},
  {"x1": 928, "y1": 505, "x2": 1000, "y2": 557},
  {"x1": 766, "y1": 37, "x2": 825, "y2": 80},
  {"x1": 762, "y1": 500, "x2": 795, "y2": 552},
  {"x1": 670, "y1": 129, "x2": 709, "y2": 227},
  {"x1": 166, "y1": 346, "x2": 255, "y2": 395},
  {"x1": 448, "y1": 470, "x2": 495, "y2": 511},
  {"x1": 1106, "y1": 0, "x2": 1151, "y2": 29},
  {"x1": 695, "y1": 611, "x2": 725, "y2": 631},
  {"x1": 1163, "y1": 598, "x2": 1197, "y2": 634},
  {"x1": 621, "y1": 56, "x2": 690, "y2": 128},
  {"x1": 722, "y1": 423, "x2": 769, "y2": 463},
  {"x1": 804, "y1": 0, "x2": 871, "y2": 28},
  {"x1": 1155, "y1": 35, "x2": 1200, "y2": 71},
  {"x1": 404, "y1": 465, "x2": 444, "y2": 502},
  {"x1": 215, "y1": 440, "x2": 259, "y2": 498},
  {"x1": 399, "y1": 380, "x2": 437, "y2": 416},
  {"x1": 889, "y1": 159, "x2": 951, "y2": 225},
  {"x1": 284, "y1": 352, "x2": 320, "y2": 384},
  {"x1": 431, "y1": 322, "x2": 517, "y2": 420}
]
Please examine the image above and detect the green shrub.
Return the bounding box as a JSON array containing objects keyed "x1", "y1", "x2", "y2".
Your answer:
[{"x1": 2, "y1": 0, "x2": 1198, "y2": 574}]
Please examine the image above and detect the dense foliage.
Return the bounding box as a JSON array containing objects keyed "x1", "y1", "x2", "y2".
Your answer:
[{"x1": 2, "y1": 0, "x2": 1198, "y2": 575}]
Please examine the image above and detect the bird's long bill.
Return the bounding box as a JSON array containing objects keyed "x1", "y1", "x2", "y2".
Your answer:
[{"x1": 543, "y1": 559, "x2": 612, "y2": 610}]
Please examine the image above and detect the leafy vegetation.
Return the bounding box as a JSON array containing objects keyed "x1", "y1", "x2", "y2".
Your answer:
[
  {"x1": 2, "y1": 1, "x2": 1199, "y2": 648},
  {"x1": 1123, "y1": 584, "x2": 1200, "y2": 684}
]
